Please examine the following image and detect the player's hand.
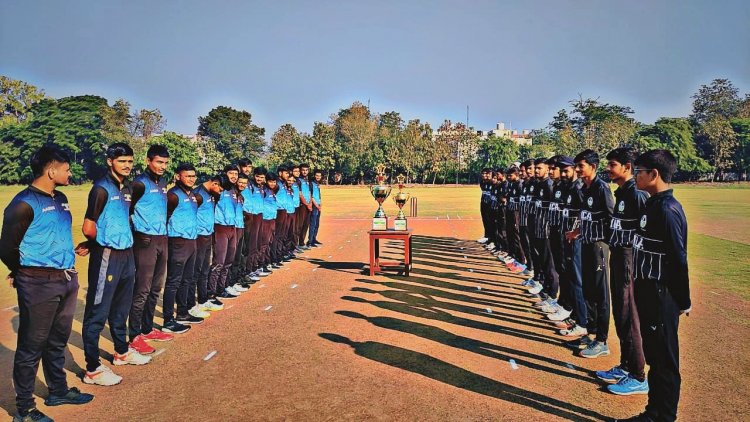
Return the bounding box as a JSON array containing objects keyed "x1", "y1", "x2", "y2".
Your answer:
[
  {"x1": 307, "y1": 205, "x2": 313, "y2": 211},
  {"x1": 7, "y1": 275, "x2": 14, "y2": 288},
  {"x1": 75, "y1": 241, "x2": 90, "y2": 256},
  {"x1": 565, "y1": 230, "x2": 579, "y2": 242}
]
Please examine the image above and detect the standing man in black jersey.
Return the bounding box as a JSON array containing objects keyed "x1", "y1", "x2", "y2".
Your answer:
[
  {"x1": 573, "y1": 149, "x2": 614, "y2": 359},
  {"x1": 597, "y1": 147, "x2": 650, "y2": 395},
  {"x1": 518, "y1": 160, "x2": 535, "y2": 280},
  {"x1": 503, "y1": 167, "x2": 526, "y2": 271},
  {"x1": 478, "y1": 169, "x2": 492, "y2": 244},
  {"x1": 537, "y1": 156, "x2": 567, "y2": 315},
  {"x1": 527, "y1": 158, "x2": 558, "y2": 305},
  {"x1": 493, "y1": 168, "x2": 509, "y2": 255},
  {"x1": 618, "y1": 150, "x2": 691, "y2": 422}
]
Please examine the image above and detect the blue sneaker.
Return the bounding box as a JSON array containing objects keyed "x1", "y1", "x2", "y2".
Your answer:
[
  {"x1": 579, "y1": 340, "x2": 610, "y2": 358},
  {"x1": 595, "y1": 365, "x2": 629, "y2": 383},
  {"x1": 608, "y1": 374, "x2": 649, "y2": 395}
]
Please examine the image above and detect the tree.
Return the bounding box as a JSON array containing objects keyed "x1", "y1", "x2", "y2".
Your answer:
[
  {"x1": 472, "y1": 135, "x2": 520, "y2": 174},
  {"x1": 699, "y1": 117, "x2": 738, "y2": 180},
  {"x1": 333, "y1": 102, "x2": 379, "y2": 183},
  {"x1": 691, "y1": 79, "x2": 741, "y2": 125},
  {"x1": 198, "y1": 106, "x2": 265, "y2": 160},
  {"x1": 131, "y1": 131, "x2": 202, "y2": 176},
  {"x1": 130, "y1": 108, "x2": 166, "y2": 139},
  {"x1": 268, "y1": 123, "x2": 305, "y2": 166},
  {"x1": 101, "y1": 98, "x2": 134, "y2": 144},
  {"x1": 635, "y1": 118, "x2": 711, "y2": 173},
  {"x1": 0, "y1": 75, "x2": 47, "y2": 126},
  {"x1": 730, "y1": 118, "x2": 750, "y2": 178}
]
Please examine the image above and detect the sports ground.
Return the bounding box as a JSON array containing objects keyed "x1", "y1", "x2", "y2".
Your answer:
[{"x1": 0, "y1": 184, "x2": 748, "y2": 421}]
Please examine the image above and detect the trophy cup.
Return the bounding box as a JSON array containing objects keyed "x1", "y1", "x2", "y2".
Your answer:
[
  {"x1": 392, "y1": 174, "x2": 410, "y2": 231},
  {"x1": 369, "y1": 163, "x2": 391, "y2": 230}
]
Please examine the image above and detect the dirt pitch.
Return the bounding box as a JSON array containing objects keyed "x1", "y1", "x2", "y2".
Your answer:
[{"x1": 0, "y1": 186, "x2": 748, "y2": 421}]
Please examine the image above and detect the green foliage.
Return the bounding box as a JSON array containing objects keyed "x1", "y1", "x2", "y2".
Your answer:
[
  {"x1": 131, "y1": 131, "x2": 202, "y2": 176},
  {"x1": 473, "y1": 136, "x2": 520, "y2": 171},
  {"x1": 691, "y1": 79, "x2": 741, "y2": 125},
  {"x1": 635, "y1": 118, "x2": 712, "y2": 172},
  {"x1": 730, "y1": 118, "x2": 750, "y2": 173},
  {"x1": 0, "y1": 75, "x2": 47, "y2": 125},
  {"x1": 198, "y1": 106, "x2": 265, "y2": 160}
]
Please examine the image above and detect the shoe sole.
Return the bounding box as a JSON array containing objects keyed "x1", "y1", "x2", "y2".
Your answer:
[
  {"x1": 83, "y1": 377, "x2": 121, "y2": 386},
  {"x1": 597, "y1": 375, "x2": 626, "y2": 384},
  {"x1": 143, "y1": 337, "x2": 172, "y2": 342},
  {"x1": 162, "y1": 328, "x2": 190, "y2": 334},
  {"x1": 607, "y1": 387, "x2": 649, "y2": 396},
  {"x1": 113, "y1": 358, "x2": 151, "y2": 366},
  {"x1": 130, "y1": 347, "x2": 155, "y2": 355},
  {"x1": 176, "y1": 320, "x2": 204, "y2": 325},
  {"x1": 580, "y1": 350, "x2": 610, "y2": 358}
]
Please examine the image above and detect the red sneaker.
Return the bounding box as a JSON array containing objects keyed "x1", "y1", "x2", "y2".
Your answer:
[
  {"x1": 129, "y1": 335, "x2": 155, "y2": 355},
  {"x1": 143, "y1": 329, "x2": 174, "y2": 342}
]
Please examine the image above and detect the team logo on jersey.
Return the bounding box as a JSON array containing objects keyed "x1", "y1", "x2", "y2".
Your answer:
[
  {"x1": 62, "y1": 203, "x2": 71, "y2": 211},
  {"x1": 123, "y1": 194, "x2": 132, "y2": 202},
  {"x1": 162, "y1": 187, "x2": 168, "y2": 193},
  {"x1": 640, "y1": 215, "x2": 647, "y2": 228},
  {"x1": 555, "y1": 191, "x2": 561, "y2": 199},
  {"x1": 530, "y1": 186, "x2": 535, "y2": 192},
  {"x1": 618, "y1": 201, "x2": 625, "y2": 212},
  {"x1": 567, "y1": 196, "x2": 572, "y2": 204},
  {"x1": 42, "y1": 206, "x2": 56, "y2": 212},
  {"x1": 587, "y1": 197, "x2": 593, "y2": 207},
  {"x1": 150, "y1": 189, "x2": 159, "y2": 193}
]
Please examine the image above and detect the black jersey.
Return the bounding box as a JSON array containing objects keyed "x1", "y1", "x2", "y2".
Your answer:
[
  {"x1": 533, "y1": 177, "x2": 554, "y2": 239},
  {"x1": 562, "y1": 179, "x2": 584, "y2": 233},
  {"x1": 507, "y1": 180, "x2": 521, "y2": 212},
  {"x1": 580, "y1": 176, "x2": 614, "y2": 244},
  {"x1": 480, "y1": 181, "x2": 492, "y2": 205},
  {"x1": 609, "y1": 178, "x2": 649, "y2": 248},
  {"x1": 633, "y1": 189, "x2": 691, "y2": 314},
  {"x1": 549, "y1": 179, "x2": 565, "y2": 229}
]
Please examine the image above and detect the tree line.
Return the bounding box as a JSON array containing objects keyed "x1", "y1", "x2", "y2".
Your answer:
[{"x1": 1, "y1": 75, "x2": 748, "y2": 184}]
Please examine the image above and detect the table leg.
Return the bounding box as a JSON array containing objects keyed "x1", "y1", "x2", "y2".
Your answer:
[
  {"x1": 404, "y1": 237, "x2": 410, "y2": 276},
  {"x1": 369, "y1": 236, "x2": 376, "y2": 276}
]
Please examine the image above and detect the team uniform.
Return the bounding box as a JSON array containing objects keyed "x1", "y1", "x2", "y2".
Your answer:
[
  {"x1": 530, "y1": 176, "x2": 559, "y2": 299},
  {"x1": 81, "y1": 174, "x2": 138, "y2": 373},
  {"x1": 129, "y1": 170, "x2": 168, "y2": 342},
  {"x1": 242, "y1": 183, "x2": 264, "y2": 276},
  {"x1": 547, "y1": 178, "x2": 568, "y2": 311},
  {"x1": 308, "y1": 180, "x2": 322, "y2": 246},
  {"x1": 579, "y1": 176, "x2": 615, "y2": 354},
  {"x1": 0, "y1": 186, "x2": 79, "y2": 415},
  {"x1": 164, "y1": 184, "x2": 203, "y2": 329},
  {"x1": 479, "y1": 179, "x2": 492, "y2": 242},
  {"x1": 633, "y1": 189, "x2": 690, "y2": 421},
  {"x1": 519, "y1": 179, "x2": 535, "y2": 273},
  {"x1": 557, "y1": 179, "x2": 588, "y2": 331},
  {"x1": 229, "y1": 189, "x2": 246, "y2": 286},
  {"x1": 209, "y1": 187, "x2": 238, "y2": 299},
  {"x1": 258, "y1": 187, "x2": 278, "y2": 269},
  {"x1": 192, "y1": 184, "x2": 217, "y2": 309},
  {"x1": 504, "y1": 179, "x2": 525, "y2": 265},
  {"x1": 296, "y1": 177, "x2": 312, "y2": 247}
]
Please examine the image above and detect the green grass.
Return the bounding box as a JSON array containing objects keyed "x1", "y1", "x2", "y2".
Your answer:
[{"x1": 0, "y1": 183, "x2": 748, "y2": 303}]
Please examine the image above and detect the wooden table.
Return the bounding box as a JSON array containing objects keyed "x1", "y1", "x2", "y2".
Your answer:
[{"x1": 368, "y1": 229, "x2": 413, "y2": 276}]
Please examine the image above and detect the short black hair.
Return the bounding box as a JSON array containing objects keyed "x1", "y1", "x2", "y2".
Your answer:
[
  {"x1": 237, "y1": 172, "x2": 250, "y2": 181},
  {"x1": 313, "y1": 169, "x2": 323, "y2": 175},
  {"x1": 606, "y1": 147, "x2": 639, "y2": 166},
  {"x1": 175, "y1": 163, "x2": 196, "y2": 173},
  {"x1": 290, "y1": 164, "x2": 300, "y2": 170},
  {"x1": 30, "y1": 145, "x2": 71, "y2": 178},
  {"x1": 481, "y1": 168, "x2": 491, "y2": 173},
  {"x1": 635, "y1": 149, "x2": 677, "y2": 183},
  {"x1": 277, "y1": 165, "x2": 288, "y2": 173},
  {"x1": 574, "y1": 149, "x2": 599, "y2": 167},
  {"x1": 253, "y1": 166, "x2": 268, "y2": 176},
  {"x1": 147, "y1": 145, "x2": 170, "y2": 160},
  {"x1": 547, "y1": 155, "x2": 562, "y2": 166},
  {"x1": 266, "y1": 172, "x2": 278, "y2": 181},
  {"x1": 238, "y1": 158, "x2": 253, "y2": 168},
  {"x1": 217, "y1": 174, "x2": 233, "y2": 190},
  {"x1": 506, "y1": 166, "x2": 519, "y2": 175},
  {"x1": 299, "y1": 163, "x2": 310, "y2": 169},
  {"x1": 224, "y1": 164, "x2": 238, "y2": 173},
  {"x1": 106, "y1": 142, "x2": 134, "y2": 159},
  {"x1": 521, "y1": 159, "x2": 534, "y2": 168},
  {"x1": 205, "y1": 174, "x2": 222, "y2": 183},
  {"x1": 534, "y1": 158, "x2": 548, "y2": 165}
]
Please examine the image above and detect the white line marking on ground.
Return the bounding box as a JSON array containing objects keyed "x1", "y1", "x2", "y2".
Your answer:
[
  {"x1": 485, "y1": 308, "x2": 493, "y2": 314},
  {"x1": 710, "y1": 291, "x2": 720, "y2": 295},
  {"x1": 291, "y1": 284, "x2": 298, "y2": 289},
  {"x1": 153, "y1": 349, "x2": 166, "y2": 357},
  {"x1": 509, "y1": 359, "x2": 519, "y2": 370},
  {"x1": 312, "y1": 268, "x2": 318, "y2": 272},
  {"x1": 203, "y1": 351, "x2": 217, "y2": 361},
  {"x1": 446, "y1": 214, "x2": 450, "y2": 220},
  {"x1": 476, "y1": 286, "x2": 482, "y2": 290},
  {"x1": 469, "y1": 269, "x2": 474, "y2": 272},
  {"x1": 457, "y1": 215, "x2": 462, "y2": 220},
  {"x1": 565, "y1": 363, "x2": 575, "y2": 370},
  {"x1": 263, "y1": 305, "x2": 273, "y2": 311},
  {"x1": 258, "y1": 284, "x2": 266, "y2": 288},
  {"x1": 327, "y1": 255, "x2": 332, "y2": 258}
]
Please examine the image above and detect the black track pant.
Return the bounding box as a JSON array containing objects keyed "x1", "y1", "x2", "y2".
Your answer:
[
  {"x1": 611, "y1": 246, "x2": 646, "y2": 380},
  {"x1": 192, "y1": 234, "x2": 212, "y2": 306},
  {"x1": 582, "y1": 241, "x2": 610, "y2": 342},
  {"x1": 129, "y1": 233, "x2": 167, "y2": 339},
  {"x1": 533, "y1": 237, "x2": 559, "y2": 298},
  {"x1": 505, "y1": 209, "x2": 524, "y2": 263}
]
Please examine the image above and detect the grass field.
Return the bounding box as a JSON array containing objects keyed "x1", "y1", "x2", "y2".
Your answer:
[{"x1": 1, "y1": 183, "x2": 748, "y2": 298}]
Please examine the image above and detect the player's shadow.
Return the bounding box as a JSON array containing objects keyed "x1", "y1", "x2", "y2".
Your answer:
[
  {"x1": 305, "y1": 258, "x2": 365, "y2": 273},
  {"x1": 384, "y1": 270, "x2": 531, "y2": 304},
  {"x1": 335, "y1": 310, "x2": 597, "y2": 383},
  {"x1": 319, "y1": 333, "x2": 608, "y2": 422}
]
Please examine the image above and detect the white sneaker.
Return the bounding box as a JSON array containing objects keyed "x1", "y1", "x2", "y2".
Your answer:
[
  {"x1": 477, "y1": 237, "x2": 488, "y2": 244},
  {"x1": 83, "y1": 364, "x2": 122, "y2": 386},
  {"x1": 532, "y1": 297, "x2": 551, "y2": 307},
  {"x1": 256, "y1": 270, "x2": 271, "y2": 277},
  {"x1": 113, "y1": 348, "x2": 152, "y2": 366},
  {"x1": 560, "y1": 324, "x2": 587, "y2": 337},
  {"x1": 540, "y1": 301, "x2": 561, "y2": 314},
  {"x1": 200, "y1": 301, "x2": 223, "y2": 311},
  {"x1": 527, "y1": 281, "x2": 543, "y2": 295},
  {"x1": 547, "y1": 307, "x2": 573, "y2": 321},
  {"x1": 189, "y1": 305, "x2": 210, "y2": 319},
  {"x1": 485, "y1": 242, "x2": 495, "y2": 250},
  {"x1": 232, "y1": 283, "x2": 249, "y2": 292},
  {"x1": 244, "y1": 273, "x2": 261, "y2": 282},
  {"x1": 225, "y1": 285, "x2": 241, "y2": 296}
]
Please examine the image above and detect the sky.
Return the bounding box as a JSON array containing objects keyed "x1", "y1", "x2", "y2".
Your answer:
[{"x1": 2, "y1": 0, "x2": 749, "y2": 137}]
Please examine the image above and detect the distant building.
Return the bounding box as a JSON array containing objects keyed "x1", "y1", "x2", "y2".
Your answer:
[{"x1": 476, "y1": 122, "x2": 532, "y2": 146}]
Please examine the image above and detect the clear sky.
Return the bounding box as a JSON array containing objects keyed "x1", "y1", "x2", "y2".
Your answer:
[{"x1": 2, "y1": 0, "x2": 749, "y2": 136}]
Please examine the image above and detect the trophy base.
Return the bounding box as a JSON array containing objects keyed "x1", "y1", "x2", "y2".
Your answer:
[
  {"x1": 372, "y1": 217, "x2": 388, "y2": 231},
  {"x1": 393, "y1": 218, "x2": 407, "y2": 231}
]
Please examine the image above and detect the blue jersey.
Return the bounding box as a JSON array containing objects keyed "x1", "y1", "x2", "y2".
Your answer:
[
  {"x1": 167, "y1": 186, "x2": 199, "y2": 239},
  {"x1": 299, "y1": 179, "x2": 311, "y2": 202},
  {"x1": 234, "y1": 190, "x2": 245, "y2": 228},
  {"x1": 131, "y1": 172, "x2": 168, "y2": 235},
  {"x1": 241, "y1": 184, "x2": 264, "y2": 215},
  {"x1": 262, "y1": 188, "x2": 278, "y2": 220},
  {"x1": 214, "y1": 189, "x2": 237, "y2": 226},
  {"x1": 291, "y1": 182, "x2": 301, "y2": 208},
  {"x1": 194, "y1": 185, "x2": 216, "y2": 236},
  {"x1": 11, "y1": 187, "x2": 75, "y2": 269},
  {"x1": 92, "y1": 176, "x2": 134, "y2": 249},
  {"x1": 281, "y1": 186, "x2": 296, "y2": 213},
  {"x1": 311, "y1": 181, "x2": 321, "y2": 205}
]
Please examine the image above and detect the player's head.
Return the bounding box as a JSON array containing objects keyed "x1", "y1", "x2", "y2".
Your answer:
[
  {"x1": 31, "y1": 145, "x2": 72, "y2": 186},
  {"x1": 106, "y1": 142, "x2": 134, "y2": 178},
  {"x1": 574, "y1": 149, "x2": 599, "y2": 180},
  {"x1": 607, "y1": 147, "x2": 639, "y2": 183},
  {"x1": 146, "y1": 145, "x2": 170, "y2": 176},
  {"x1": 634, "y1": 149, "x2": 677, "y2": 189}
]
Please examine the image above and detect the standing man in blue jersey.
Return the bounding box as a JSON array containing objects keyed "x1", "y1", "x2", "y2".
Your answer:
[
  {"x1": 258, "y1": 173, "x2": 279, "y2": 272},
  {"x1": 209, "y1": 165, "x2": 240, "y2": 301},
  {"x1": 597, "y1": 147, "x2": 649, "y2": 395},
  {"x1": 227, "y1": 171, "x2": 249, "y2": 294},
  {"x1": 1, "y1": 146, "x2": 94, "y2": 422},
  {"x1": 163, "y1": 164, "x2": 205, "y2": 334},
  {"x1": 572, "y1": 149, "x2": 615, "y2": 358},
  {"x1": 307, "y1": 169, "x2": 323, "y2": 247},
  {"x1": 296, "y1": 164, "x2": 313, "y2": 249},
  {"x1": 191, "y1": 175, "x2": 224, "y2": 312},
  {"x1": 289, "y1": 165, "x2": 302, "y2": 252},
  {"x1": 82, "y1": 143, "x2": 151, "y2": 387},
  {"x1": 128, "y1": 145, "x2": 172, "y2": 356},
  {"x1": 243, "y1": 167, "x2": 266, "y2": 281}
]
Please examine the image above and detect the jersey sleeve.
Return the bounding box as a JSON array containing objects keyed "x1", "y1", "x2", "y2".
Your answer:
[
  {"x1": 664, "y1": 203, "x2": 691, "y2": 311},
  {"x1": 0, "y1": 200, "x2": 34, "y2": 276},
  {"x1": 84, "y1": 186, "x2": 109, "y2": 222}
]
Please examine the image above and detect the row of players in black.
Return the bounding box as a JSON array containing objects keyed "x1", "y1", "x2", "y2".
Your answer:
[{"x1": 478, "y1": 148, "x2": 690, "y2": 422}]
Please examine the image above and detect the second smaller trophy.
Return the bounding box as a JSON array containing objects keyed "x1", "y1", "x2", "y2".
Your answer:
[{"x1": 392, "y1": 173, "x2": 410, "y2": 231}]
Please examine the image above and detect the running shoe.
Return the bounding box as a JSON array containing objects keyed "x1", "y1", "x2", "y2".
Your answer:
[
  {"x1": 566, "y1": 335, "x2": 593, "y2": 350},
  {"x1": 44, "y1": 387, "x2": 94, "y2": 407},
  {"x1": 580, "y1": 341, "x2": 610, "y2": 358},
  {"x1": 142, "y1": 328, "x2": 173, "y2": 342},
  {"x1": 547, "y1": 307, "x2": 572, "y2": 321},
  {"x1": 477, "y1": 237, "x2": 488, "y2": 244},
  {"x1": 608, "y1": 375, "x2": 649, "y2": 396},
  {"x1": 129, "y1": 335, "x2": 155, "y2": 355},
  {"x1": 176, "y1": 314, "x2": 204, "y2": 325},
  {"x1": 162, "y1": 320, "x2": 191, "y2": 334},
  {"x1": 559, "y1": 324, "x2": 588, "y2": 337},
  {"x1": 200, "y1": 301, "x2": 224, "y2": 311},
  {"x1": 113, "y1": 348, "x2": 152, "y2": 366},
  {"x1": 189, "y1": 305, "x2": 211, "y2": 319},
  {"x1": 83, "y1": 365, "x2": 122, "y2": 386},
  {"x1": 13, "y1": 408, "x2": 53, "y2": 422},
  {"x1": 596, "y1": 365, "x2": 629, "y2": 383}
]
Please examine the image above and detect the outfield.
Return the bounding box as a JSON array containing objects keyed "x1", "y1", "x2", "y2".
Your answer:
[{"x1": 0, "y1": 184, "x2": 748, "y2": 420}]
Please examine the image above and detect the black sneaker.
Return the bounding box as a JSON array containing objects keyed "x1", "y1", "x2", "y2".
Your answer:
[
  {"x1": 262, "y1": 265, "x2": 273, "y2": 273},
  {"x1": 566, "y1": 335, "x2": 593, "y2": 350},
  {"x1": 13, "y1": 408, "x2": 53, "y2": 422},
  {"x1": 217, "y1": 290, "x2": 238, "y2": 300},
  {"x1": 176, "y1": 314, "x2": 204, "y2": 325},
  {"x1": 211, "y1": 297, "x2": 224, "y2": 307},
  {"x1": 282, "y1": 256, "x2": 292, "y2": 262},
  {"x1": 44, "y1": 387, "x2": 94, "y2": 406},
  {"x1": 271, "y1": 262, "x2": 282, "y2": 269},
  {"x1": 314, "y1": 240, "x2": 322, "y2": 245},
  {"x1": 162, "y1": 320, "x2": 191, "y2": 334}
]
